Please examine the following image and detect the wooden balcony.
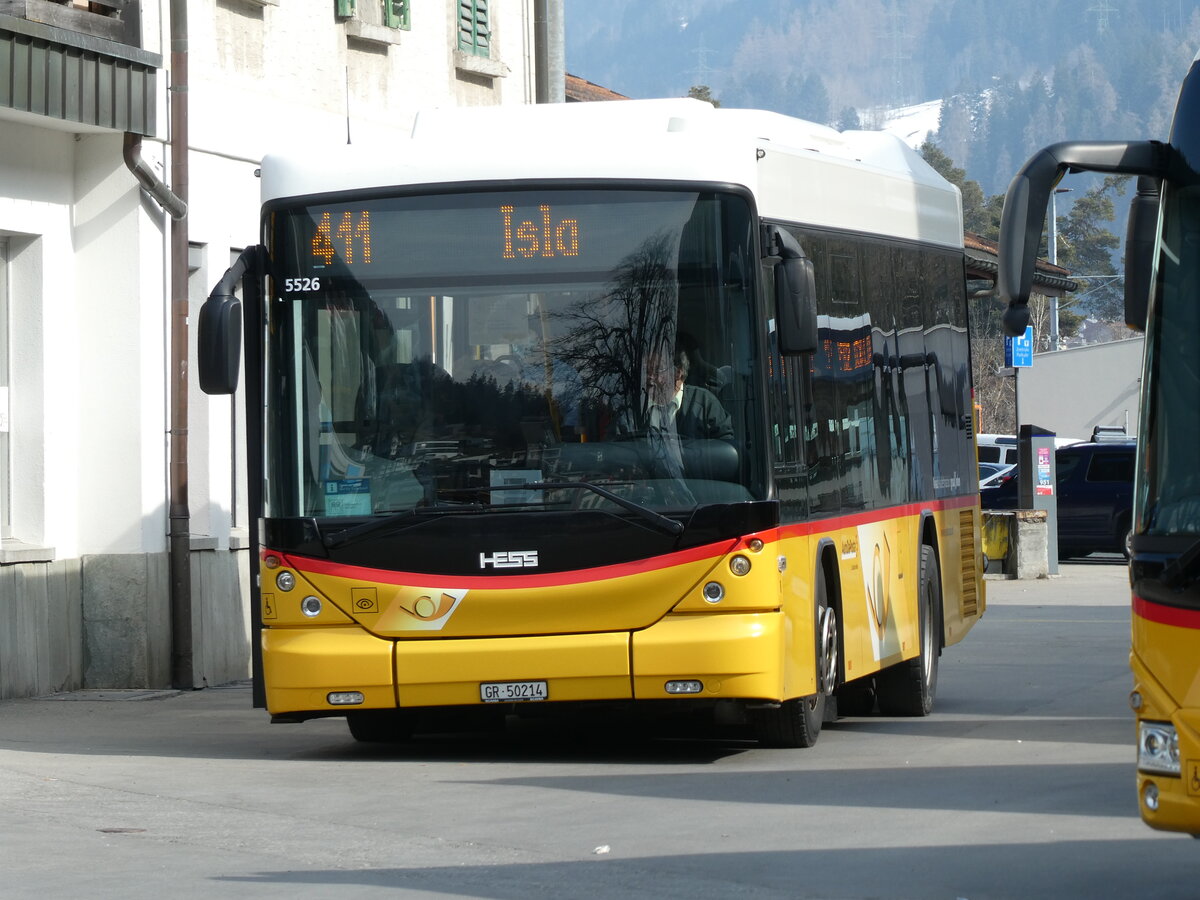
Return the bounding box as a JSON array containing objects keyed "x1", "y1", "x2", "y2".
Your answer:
[
  {"x1": 0, "y1": 0, "x2": 138, "y2": 46},
  {"x1": 0, "y1": 0, "x2": 160, "y2": 135}
]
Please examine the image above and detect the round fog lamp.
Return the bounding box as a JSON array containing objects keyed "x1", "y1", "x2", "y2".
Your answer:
[
  {"x1": 301, "y1": 596, "x2": 323, "y2": 617},
  {"x1": 276, "y1": 571, "x2": 296, "y2": 592},
  {"x1": 729, "y1": 554, "x2": 752, "y2": 576},
  {"x1": 1143, "y1": 781, "x2": 1160, "y2": 812},
  {"x1": 702, "y1": 581, "x2": 725, "y2": 604}
]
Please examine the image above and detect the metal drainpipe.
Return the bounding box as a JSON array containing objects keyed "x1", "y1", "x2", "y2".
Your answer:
[
  {"x1": 122, "y1": 134, "x2": 187, "y2": 220},
  {"x1": 122, "y1": 108, "x2": 192, "y2": 689},
  {"x1": 533, "y1": 0, "x2": 565, "y2": 103},
  {"x1": 168, "y1": 0, "x2": 193, "y2": 690}
]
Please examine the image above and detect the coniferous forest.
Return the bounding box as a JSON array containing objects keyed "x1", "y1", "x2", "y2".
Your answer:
[
  {"x1": 566, "y1": 0, "x2": 1200, "y2": 195},
  {"x1": 566, "y1": 1, "x2": 1200, "y2": 429}
]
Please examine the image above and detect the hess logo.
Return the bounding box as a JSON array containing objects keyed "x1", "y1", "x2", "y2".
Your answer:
[{"x1": 479, "y1": 550, "x2": 539, "y2": 570}]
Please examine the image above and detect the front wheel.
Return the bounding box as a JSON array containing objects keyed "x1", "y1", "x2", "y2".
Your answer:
[
  {"x1": 876, "y1": 544, "x2": 939, "y2": 717},
  {"x1": 347, "y1": 710, "x2": 415, "y2": 743},
  {"x1": 754, "y1": 563, "x2": 837, "y2": 747}
]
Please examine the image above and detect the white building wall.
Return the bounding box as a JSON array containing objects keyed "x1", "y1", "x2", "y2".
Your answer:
[
  {"x1": 1016, "y1": 336, "x2": 1145, "y2": 441},
  {"x1": 0, "y1": 0, "x2": 540, "y2": 696},
  {"x1": 0, "y1": 119, "x2": 77, "y2": 559},
  {"x1": 73, "y1": 133, "x2": 170, "y2": 555}
]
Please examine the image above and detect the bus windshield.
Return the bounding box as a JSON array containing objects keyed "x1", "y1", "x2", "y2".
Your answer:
[
  {"x1": 263, "y1": 188, "x2": 765, "y2": 521},
  {"x1": 1139, "y1": 177, "x2": 1200, "y2": 536}
]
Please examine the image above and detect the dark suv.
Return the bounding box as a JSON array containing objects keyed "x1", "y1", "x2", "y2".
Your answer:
[{"x1": 980, "y1": 440, "x2": 1136, "y2": 558}]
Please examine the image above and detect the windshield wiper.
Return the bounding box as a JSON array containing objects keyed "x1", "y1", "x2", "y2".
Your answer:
[
  {"x1": 1158, "y1": 536, "x2": 1200, "y2": 589},
  {"x1": 322, "y1": 480, "x2": 684, "y2": 549},
  {"x1": 322, "y1": 501, "x2": 484, "y2": 550},
  {"x1": 481, "y1": 481, "x2": 685, "y2": 536}
]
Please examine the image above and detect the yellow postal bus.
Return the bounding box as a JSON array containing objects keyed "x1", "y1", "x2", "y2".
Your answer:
[
  {"x1": 200, "y1": 99, "x2": 985, "y2": 746},
  {"x1": 997, "y1": 51, "x2": 1200, "y2": 833}
]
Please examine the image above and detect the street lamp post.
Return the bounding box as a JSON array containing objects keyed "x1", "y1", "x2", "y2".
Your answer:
[{"x1": 1048, "y1": 188, "x2": 1071, "y2": 350}]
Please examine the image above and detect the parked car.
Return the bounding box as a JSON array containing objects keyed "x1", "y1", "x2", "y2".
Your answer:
[
  {"x1": 979, "y1": 461, "x2": 1016, "y2": 488},
  {"x1": 977, "y1": 434, "x2": 1019, "y2": 467},
  {"x1": 980, "y1": 440, "x2": 1136, "y2": 558}
]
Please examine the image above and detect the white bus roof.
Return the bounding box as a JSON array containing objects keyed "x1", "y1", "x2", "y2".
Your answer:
[{"x1": 260, "y1": 98, "x2": 963, "y2": 249}]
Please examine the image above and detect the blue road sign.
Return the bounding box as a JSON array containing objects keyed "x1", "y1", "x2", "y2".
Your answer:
[{"x1": 1005, "y1": 325, "x2": 1034, "y2": 368}]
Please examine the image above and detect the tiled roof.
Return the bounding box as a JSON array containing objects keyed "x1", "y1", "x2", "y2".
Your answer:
[
  {"x1": 565, "y1": 74, "x2": 630, "y2": 102},
  {"x1": 965, "y1": 231, "x2": 1076, "y2": 295}
]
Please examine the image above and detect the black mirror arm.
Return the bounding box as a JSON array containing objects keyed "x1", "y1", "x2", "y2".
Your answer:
[{"x1": 997, "y1": 140, "x2": 1175, "y2": 337}]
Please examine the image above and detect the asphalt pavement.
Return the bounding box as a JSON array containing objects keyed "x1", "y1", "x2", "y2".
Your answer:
[{"x1": 2, "y1": 558, "x2": 1198, "y2": 899}]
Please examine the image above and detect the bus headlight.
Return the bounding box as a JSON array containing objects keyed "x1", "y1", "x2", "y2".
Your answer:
[
  {"x1": 301, "y1": 596, "x2": 323, "y2": 618},
  {"x1": 1138, "y1": 721, "x2": 1180, "y2": 775},
  {"x1": 276, "y1": 571, "x2": 296, "y2": 592}
]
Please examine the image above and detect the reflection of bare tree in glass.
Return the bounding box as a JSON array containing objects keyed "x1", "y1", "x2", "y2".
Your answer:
[{"x1": 547, "y1": 232, "x2": 680, "y2": 431}]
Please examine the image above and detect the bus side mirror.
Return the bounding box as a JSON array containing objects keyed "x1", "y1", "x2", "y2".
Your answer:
[
  {"x1": 770, "y1": 227, "x2": 818, "y2": 355},
  {"x1": 198, "y1": 293, "x2": 242, "y2": 395},
  {"x1": 1124, "y1": 175, "x2": 1160, "y2": 332},
  {"x1": 198, "y1": 245, "x2": 263, "y2": 395}
]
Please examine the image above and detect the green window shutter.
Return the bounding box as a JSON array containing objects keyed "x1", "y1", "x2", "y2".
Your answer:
[
  {"x1": 475, "y1": 0, "x2": 490, "y2": 55},
  {"x1": 383, "y1": 0, "x2": 410, "y2": 29},
  {"x1": 335, "y1": 0, "x2": 356, "y2": 17},
  {"x1": 458, "y1": 0, "x2": 490, "y2": 56}
]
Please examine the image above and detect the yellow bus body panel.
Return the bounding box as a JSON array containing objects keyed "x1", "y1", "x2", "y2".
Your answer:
[
  {"x1": 258, "y1": 496, "x2": 984, "y2": 720},
  {"x1": 395, "y1": 632, "x2": 632, "y2": 706},
  {"x1": 263, "y1": 626, "x2": 396, "y2": 716},
  {"x1": 1131, "y1": 607, "x2": 1200, "y2": 834},
  {"x1": 632, "y1": 611, "x2": 785, "y2": 700},
  {"x1": 293, "y1": 546, "x2": 738, "y2": 638}
]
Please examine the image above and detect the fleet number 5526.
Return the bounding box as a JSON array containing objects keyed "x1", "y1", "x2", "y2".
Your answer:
[{"x1": 283, "y1": 277, "x2": 321, "y2": 292}]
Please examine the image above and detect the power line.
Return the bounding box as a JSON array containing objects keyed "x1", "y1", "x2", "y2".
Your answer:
[{"x1": 1087, "y1": 1, "x2": 1117, "y2": 33}]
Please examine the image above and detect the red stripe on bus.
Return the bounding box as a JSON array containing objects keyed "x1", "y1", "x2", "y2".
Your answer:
[
  {"x1": 775, "y1": 494, "x2": 978, "y2": 540},
  {"x1": 1133, "y1": 595, "x2": 1200, "y2": 630},
  {"x1": 274, "y1": 539, "x2": 738, "y2": 590},
  {"x1": 269, "y1": 493, "x2": 979, "y2": 589}
]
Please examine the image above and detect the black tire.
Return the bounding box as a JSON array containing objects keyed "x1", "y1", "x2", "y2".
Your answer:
[
  {"x1": 346, "y1": 710, "x2": 415, "y2": 743},
  {"x1": 1117, "y1": 512, "x2": 1133, "y2": 559},
  {"x1": 754, "y1": 562, "x2": 837, "y2": 747},
  {"x1": 876, "y1": 545, "x2": 939, "y2": 717},
  {"x1": 834, "y1": 680, "x2": 877, "y2": 717}
]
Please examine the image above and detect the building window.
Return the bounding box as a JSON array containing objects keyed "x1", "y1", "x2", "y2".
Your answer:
[
  {"x1": 458, "y1": 0, "x2": 490, "y2": 56},
  {"x1": 335, "y1": 0, "x2": 410, "y2": 30},
  {"x1": 384, "y1": 0, "x2": 410, "y2": 29},
  {"x1": 336, "y1": 0, "x2": 410, "y2": 29}
]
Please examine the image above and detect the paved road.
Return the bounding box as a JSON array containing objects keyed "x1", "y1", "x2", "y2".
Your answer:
[{"x1": 2, "y1": 561, "x2": 1197, "y2": 899}]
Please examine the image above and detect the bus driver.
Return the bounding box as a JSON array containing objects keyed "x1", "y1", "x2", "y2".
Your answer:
[{"x1": 648, "y1": 345, "x2": 733, "y2": 443}]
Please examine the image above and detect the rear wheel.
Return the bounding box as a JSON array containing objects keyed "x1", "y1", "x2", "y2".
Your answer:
[
  {"x1": 754, "y1": 563, "x2": 837, "y2": 747},
  {"x1": 876, "y1": 545, "x2": 939, "y2": 717}
]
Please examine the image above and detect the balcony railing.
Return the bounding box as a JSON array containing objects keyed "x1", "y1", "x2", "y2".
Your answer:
[{"x1": 1, "y1": 0, "x2": 140, "y2": 46}]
